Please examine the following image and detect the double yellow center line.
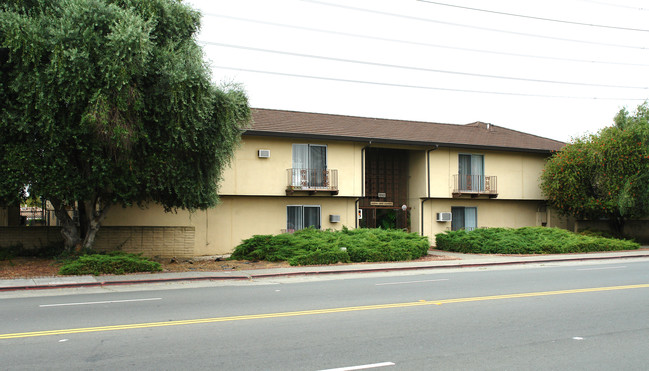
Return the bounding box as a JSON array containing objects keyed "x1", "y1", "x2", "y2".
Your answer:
[{"x1": 2, "y1": 283, "x2": 648, "y2": 340}]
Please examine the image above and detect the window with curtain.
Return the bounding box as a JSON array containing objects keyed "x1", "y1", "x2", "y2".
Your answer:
[
  {"x1": 458, "y1": 154, "x2": 484, "y2": 192},
  {"x1": 287, "y1": 205, "x2": 321, "y2": 231},
  {"x1": 451, "y1": 207, "x2": 477, "y2": 231}
]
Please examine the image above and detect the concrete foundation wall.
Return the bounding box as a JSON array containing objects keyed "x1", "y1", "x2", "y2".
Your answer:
[
  {"x1": 576, "y1": 219, "x2": 649, "y2": 243},
  {"x1": 0, "y1": 227, "x2": 63, "y2": 248}
]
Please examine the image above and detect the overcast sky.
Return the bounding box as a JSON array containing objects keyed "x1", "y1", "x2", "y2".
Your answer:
[{"x1": 185, "y1": 0, "x2": 649, "y2": 142}]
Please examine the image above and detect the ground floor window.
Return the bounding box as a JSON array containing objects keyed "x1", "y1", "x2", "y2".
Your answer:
[
  {"x1": 287, "y1": 205, "x2": 321, "y2": 231},
  {"x1": 451, "y1": 207, "x2": 477, "y2": 231}
]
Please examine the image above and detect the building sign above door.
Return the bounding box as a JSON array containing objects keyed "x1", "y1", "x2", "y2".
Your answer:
[{"x1": 370, "y1": 201, "x2": 393, "y2": 206}]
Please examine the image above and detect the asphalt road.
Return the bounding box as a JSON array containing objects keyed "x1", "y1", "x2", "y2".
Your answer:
[{"x1": 2, "y1": 260, "x2": 649, "y2": 370}]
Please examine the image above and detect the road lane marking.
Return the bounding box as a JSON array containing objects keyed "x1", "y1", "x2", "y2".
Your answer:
[
  {"x1": 376, "y1": 279, "x2": 448, "y2": 286},
  {"x1": 318, "y1": 361, "x2": 395, "y2": 370},
  {"x1": 576, "y1": 266, "x2": 626, "y2": 271},
  {"x1": 3, "y1": 283, "x2": 649, "y2": 340},
  {"x1": 39, "y1": 298, "x2": 162, "y2": 308}
]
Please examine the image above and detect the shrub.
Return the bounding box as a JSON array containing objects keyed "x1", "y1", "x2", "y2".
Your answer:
[
  {"x1": 288, "y1": 249, "x2": 350, "y2": 266},
  {"x1": 59, "y1": 253, "x2": 162, "y2": 276},
  {"x1": 435, "y1": 227, "x2": 640, "y2": 254},
  {"x1": 231, "y1": 227, "x2": 430, "y2": 266}
]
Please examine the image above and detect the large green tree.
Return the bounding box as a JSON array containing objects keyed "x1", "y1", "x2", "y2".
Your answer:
[
  {"x1": 541, "y1": 102, "x2": 649, "y2": 236},
  {"x1": 0, "y1": 0, "x2": 251, "y2": 250}
]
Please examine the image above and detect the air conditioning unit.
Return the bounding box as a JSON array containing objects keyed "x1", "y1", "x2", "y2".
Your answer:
[
  {"x1": 258, "y1": 149, "x2": 270, "y2": 158},
  {"x1": 329, "y1": 215, "x2": 341, "y2": 223},
  {"x1": 436, "y1": 212, "x2": 452, "y2": 222}
]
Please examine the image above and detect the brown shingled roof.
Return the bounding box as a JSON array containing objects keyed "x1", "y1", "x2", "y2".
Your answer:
[{"x1": 246, "y1": 108, "x2": 565, "y2": 153}]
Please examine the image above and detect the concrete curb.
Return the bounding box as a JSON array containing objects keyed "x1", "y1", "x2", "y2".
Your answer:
[
  {"x1": 242, "y1": 253, "x2": 649, "y2": 278},
  {"x1": 2, "y1": 252, "x2": 649, "y2": 292}
]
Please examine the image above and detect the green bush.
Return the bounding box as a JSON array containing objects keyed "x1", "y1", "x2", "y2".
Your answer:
[
  {"x1": 435, "y1": 227, "x2": 640, "y2": 254},
  {"x1": 231, "y1": 227, "x2": 430, "y2": 266},
  {"x1": 288, "y1": 249, "x2": 350, "y2": 266},
  {"x1": 59, "y1": 253, "x2": 162, "y2": 276}
]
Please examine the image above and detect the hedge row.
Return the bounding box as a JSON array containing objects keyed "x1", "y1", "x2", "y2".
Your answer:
[
  {"x1": 435, "y1": 227, "x2": 640, "y2": 254},
  {"x1": 231, "y1": 227, "x2": 430, "y2": 266}
]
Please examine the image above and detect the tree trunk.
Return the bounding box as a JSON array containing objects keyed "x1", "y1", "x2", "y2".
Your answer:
[
  {"x1": 81, "y1": 199, "x2": 111, "y2": 250},
  {"x1": 78, "y1": 200, "x2": 88, "y2": 241},
  {"x1": 51, "y1": 199, "x2": 81, "y2": 251}
]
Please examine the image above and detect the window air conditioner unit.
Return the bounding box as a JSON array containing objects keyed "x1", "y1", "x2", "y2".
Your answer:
[
  {"x1": 258, "y1": 149, "x2": 270, "y2": 158},
  {"x1": 436, "y1": 212, "x2": 452, "y2": 222},
  {"x1": 329, "y1": 215, "x2": 341, "y2": 223}
]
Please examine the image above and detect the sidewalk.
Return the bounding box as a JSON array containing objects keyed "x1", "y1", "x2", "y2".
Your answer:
[{"x1": 2, "y1": 249, "x2": 649, "y2": 292}]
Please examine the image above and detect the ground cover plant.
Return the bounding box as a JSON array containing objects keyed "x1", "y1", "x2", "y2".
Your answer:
[
  {"x1": 435, "y1": 227, "x2": 640, "y2": 254},
  {"x1": 59, "y1": 252, "x2": 162, "y2": 276},
  {"x1": 231, "y1": 227, "x2": 430, "y2": 266}
]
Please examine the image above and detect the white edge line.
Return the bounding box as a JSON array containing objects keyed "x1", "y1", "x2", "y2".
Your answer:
[
  {"x1": 318, "y1": 361, "x2": 395, "y2": 371},
  {"x1": 576, "y1": 266, "x2": 627, "y2": 271},
  {"x1": 40, "y1": 298, "x2": 162, "y2": 307},
  {"x1": 376, "y1": 278, "x2": 449, "y2": 286}
]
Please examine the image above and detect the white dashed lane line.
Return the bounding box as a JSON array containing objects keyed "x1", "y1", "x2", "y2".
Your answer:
[
  {"x1": 39, "y1": 298, "x2": 162, "y2": 307},
  {"x1": 375, "y1": 278, "x2": 449, "y2": 286},
  {"x1": 576, "y1": 266, "x2": 626, "y2": 271},
  {"x1": 318, "y1": 361, "x2": 395, "y2": 371}
]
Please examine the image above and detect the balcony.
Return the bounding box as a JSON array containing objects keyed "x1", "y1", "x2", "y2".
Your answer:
[
  {"x1": 452, "y1": 174, "x2": 498, "y2": 198},
  {"x1": 286, "y1": 168, "x2": 339, "y2": 195}
]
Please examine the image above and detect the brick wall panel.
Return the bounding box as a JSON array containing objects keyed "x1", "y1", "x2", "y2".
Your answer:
[{"x1": 1, "y1": 226, "x2": 195, "y2": 258}]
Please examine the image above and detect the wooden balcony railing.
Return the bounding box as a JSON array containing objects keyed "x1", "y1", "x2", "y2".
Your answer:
[
  {"x1": 452, "y1": 174, "x2": 498, "y2": 198},
  {"x1": 286, "y1": 168, "x2": 339, "y2": 195}
]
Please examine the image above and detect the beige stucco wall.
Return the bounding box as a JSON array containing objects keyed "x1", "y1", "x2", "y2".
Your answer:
[
  {"x1": 219, "y1": 136, "x2": 363, "y2": 197},
  {"x1": 488, "y1": 152, "x2": 547, "y2": 199},
  {"x1": 428, "y1": 148, "x2": 548, "y2": 200},
  {"x1": 103, "y1": 196, "x2": 358, "y2": 256},
  {"x1": 422, "y1": 198, "x2": 551, "y2": 245},
  {"x1": 203, "y1": 196, "x2": 357, "y2": 255},
  {"x1": 407, "y1": 150, "x2": 428, "y2": 234}
]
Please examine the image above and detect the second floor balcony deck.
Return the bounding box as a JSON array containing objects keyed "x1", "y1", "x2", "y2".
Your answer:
[
  {"x1": 452, "y1": 174, "x2": 498, "y2": 198},
  {"x1": 286, "y1": 168, "x2": 339, "y2": 195}
]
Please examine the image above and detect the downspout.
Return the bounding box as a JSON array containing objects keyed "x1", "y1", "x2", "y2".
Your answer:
[
  {"x1": 355, "y1": 198, "x2": 360, "y2": 229},
  {"x1": 358, "y1": 141, "x2": 372, "y2": 229},
  {"x1": 421, "y1": 145, "x2": 439, "y2": 236}
]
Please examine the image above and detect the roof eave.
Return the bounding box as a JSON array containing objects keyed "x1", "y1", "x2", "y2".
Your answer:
[{"x1": 243, "y1": 130, "x2": 561, "y2": 154}]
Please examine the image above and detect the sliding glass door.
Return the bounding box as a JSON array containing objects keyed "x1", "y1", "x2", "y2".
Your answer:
[{"x1": 292, "y1": 144, "x2": 327, "y2": 188}]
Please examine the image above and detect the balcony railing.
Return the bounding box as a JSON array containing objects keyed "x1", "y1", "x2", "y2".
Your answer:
[
  {"x1": 286, "y1": 168, "x2": 338, "y2": 195},
  {"x1": 452, "y1": 174, "x2": 498, "y2": 198}
]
